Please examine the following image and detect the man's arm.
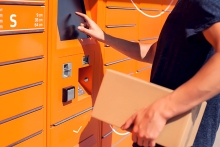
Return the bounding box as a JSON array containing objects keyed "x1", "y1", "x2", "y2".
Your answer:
[
  {"x1": 122, "y1": 22, "x2": 220, "y2": 147},
  {"x1": 75, "y1": 12, "x2": 157, "y2": 64},
  {"x1": 163, "y1": 22, "x2": 220, "y2": 118},
  {"x1": 104, "y1": 34, "x2": 157, "y2": 63}
]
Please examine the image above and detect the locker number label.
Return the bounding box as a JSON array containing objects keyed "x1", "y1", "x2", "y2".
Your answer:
[{"x1": 0, "y1": 5, "x2": 45, "y2": 33}]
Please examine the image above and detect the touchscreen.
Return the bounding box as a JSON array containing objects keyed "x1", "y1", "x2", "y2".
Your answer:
[{"x1": 58, "y1": 0, "x2": 88, "y2": 41}]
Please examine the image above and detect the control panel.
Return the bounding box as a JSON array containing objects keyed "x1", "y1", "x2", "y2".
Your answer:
[{"x1": 47, "y1": 0, "x2": 100, "y2": 147}]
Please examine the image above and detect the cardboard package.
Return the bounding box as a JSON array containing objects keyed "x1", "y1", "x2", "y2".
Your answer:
[{"x1": 92, "y1": 69, "x2": 206, "y2": 147}]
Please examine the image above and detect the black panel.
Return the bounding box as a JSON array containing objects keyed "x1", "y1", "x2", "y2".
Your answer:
[{"x1": 58, "y1": 0, "x2": 88, "y2": 41}]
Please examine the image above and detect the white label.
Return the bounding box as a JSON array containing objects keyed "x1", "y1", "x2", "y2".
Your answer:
[
  {"x1": 38, "y1": 14, "x2": 43, "y2": 17},
  {"x1": 0, "y1": 14, "x2": 3, "y2": 17},
  {"x1": 0, "y1": 25, "x2": 3, "y2": 29},
  {"x1": 34, "y1": 23, "x2": 38, "y2": 27},
  {"x1": 0, "y1": 8, "x2": 2, "y2": 12},
  {"x1": 35, "y1": 18, "x2": 39, "y2": 22},
  {"x1": 10, "y1": 14, "x2": 17, "y2": 28},
  {"x1": 0, "y1": 20, "x2": 3, "y2": 23},
  {"x1": 39, "y1": 18, "x2": 43, "y2": 22}
]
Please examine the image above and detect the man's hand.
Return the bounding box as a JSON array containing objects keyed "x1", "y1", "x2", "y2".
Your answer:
[
  {"x1": 121, "y1": 98, "x2": 171, "y2": 147},
  {"x1": 75, "y1": 12, "x2": 105, "y2": 42},
  {"x1": 120, "y1": 22, "x2": 220, "y2": 147},
  {"x1": 75, "y1": 12, "x2": 157, "y2": 64}
]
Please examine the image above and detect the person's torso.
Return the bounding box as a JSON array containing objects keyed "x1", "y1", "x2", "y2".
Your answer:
[{"x1": 150, "y1": 0, "x2": 215, "y2": 90}]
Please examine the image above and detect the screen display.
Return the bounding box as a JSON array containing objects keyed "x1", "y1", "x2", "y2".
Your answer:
[{"x1": 58, "y1": 0, "x2": 88, "y2": 41}]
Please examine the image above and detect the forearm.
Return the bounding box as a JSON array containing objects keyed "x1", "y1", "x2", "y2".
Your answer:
[
  {"x1": 103, "y1": 33, "x2": 156, "y2": 63},
  {"x1": 163, "y1": 52, "x2": 220, "y2": 118},
  {"x1": 75, "y1": 12, "x2": 157, "y2": 63}
]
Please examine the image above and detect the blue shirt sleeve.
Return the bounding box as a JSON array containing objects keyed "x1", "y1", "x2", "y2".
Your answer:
[{"x1": 185, "y1": 0, "x2": 220, "y2": 38}]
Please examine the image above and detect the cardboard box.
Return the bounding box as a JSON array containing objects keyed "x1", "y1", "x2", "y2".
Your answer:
[{"x1": 92, "y1": 69, "x2": 206, "y2": 147}]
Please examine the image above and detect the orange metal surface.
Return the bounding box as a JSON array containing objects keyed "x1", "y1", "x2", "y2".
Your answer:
[
  {"x1": 0, "y1": 0, "x2": 45, "y2": 3},
  {"x1": 15, "y1": 133, "x2": 44, "y2": 147},
  {"x1": 50, "y1": 111, "x2": 96, "y2": 147},
  {"x1": 74, "y1": 135, "x2": 97, "y2": 147},
  {"x1": 0, "y1": 5, "x2": 45, "y2": 34},
  {"x1": 0, "y1": 33, "x2": 45, "y2": 62},
  {"x1": 51, "y1": 95, "x2": 93, "y2": 125},
  {"x1": 104, "y1": 47, "x2": 127, "y2": 64},
  {"x1": 50, "y1": 54, "x2": 94, "y2": 124},
  {"x1": 47, "y1": 1, "x2": 101, "y2": 146},
  {"x1": 106, "y1": 0, "x2": 140, "y2": 8},
  {"x1": 0, "y1": 109, "x2": 43, "y2": 147},
  {"x1": 0, "y1": 84, "x2": 44, "y2": 120},
  {"x1": 0, "y1": 59, "x2": 44, "y2": 92},
  {"x1": 140, "y1": 0, "x2": 162, "y2": 9},
  {"x1": 104, "y1": 59, "x2": 136, "y2": 75},
  {"x1": 139, "y1": 10, "x2": 161, "y2": 39},
  {"x1": 106, "y1": 27, "x2": 138, "y2": 41},
  {"x1": 136, "y1": 61, "x2": 152, "y2": 70},
  {"x1": 105, "y1": 8, "x2": 138, "y2": 25},
  {"x1": 0, "y1": 1, "x2": 46, "y2": 147},
  {"x1": 56, "y1": 35, "x2": 99, "y2": 57}
]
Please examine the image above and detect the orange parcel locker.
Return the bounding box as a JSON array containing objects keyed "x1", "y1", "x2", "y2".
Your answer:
[
  {"x1": 104, "y1": 1, "x2": 138, "y2": 42},
  {"x1": 0, "y1": 109, "x2": 44, "y2": 147},
  {"x1": 0, "y1": 84, "x2": 44, "y2": 121},
  {"x1": 100, "y1": 1, "x2": 138, "y2": 146},
  {"x1": 47, "y1": 0, "x2": 101, "y2": 147},
  {"x1": 0, "y1": 5, "x2": 46, "y2": 62},
  {"x1": 50, "y1": 110, "x2": 98, "y2": 147},
  {"x1": 104, "y1": 2, "x2": 138, "y2": 64},
  {"x1": 0, "y1": 2, "x2": 47, "y2": 147},
  {"x1": 0, "y1": 33, "x2": 45, "y2": 62},
  {"x1": 0, "y1": 59, "x2": 44, "y2": 92}
]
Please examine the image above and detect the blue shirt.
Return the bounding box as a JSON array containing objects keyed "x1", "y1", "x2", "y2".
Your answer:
[
  {"x1": 151, "y1": 0, "x2": 220, "y2": 90},
  {"x1": 150, "y1": 0, "x2": 220, "y2": 146}
]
